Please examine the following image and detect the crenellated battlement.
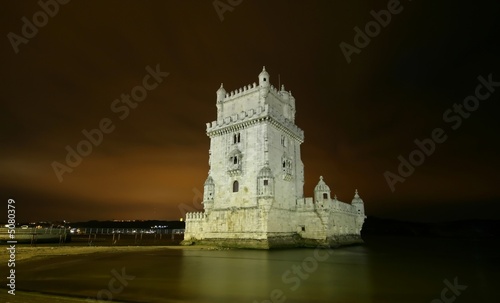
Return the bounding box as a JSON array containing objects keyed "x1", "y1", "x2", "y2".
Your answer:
[
  {"x1": 206, "y1": 104, "x2": 304, "y2": 141},
  {"x1": 221, "y1": 82, "x2": 259, "y2": 102},
  {"x1": 332, "y1": 199, "x2": 358, "y2": 215},
  {"x1": 207, "y1": 105, "x2": 266, "y2": 131},
  {"x1": 295, "y1": 196, "x2": 359, "y2": 215},
  {"x1": 218, "y1": 81, "x2": 294, "y2": 104},
  {"x1": 267, "y1": 84, "x2": 294, "y2": 103},
  {"x1": 185, "y1": 212, "x2": 207, "y2": 221},
  {"x1": 296, "y1": 197, "x2": 315, "y2": 210}
]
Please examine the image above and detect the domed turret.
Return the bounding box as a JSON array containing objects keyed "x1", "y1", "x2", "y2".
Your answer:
[
  {"x1": 258, "y1": 165, "x2": 273, "y2": 178},
  {"x1": 314, "y1": 176, "x2": 330, "y2": 192},
  {"x1": 216, "y1": 83, "x2": 226, "y2": 102},
  {"x1": 289, "y1": 91, "x2": 295, "y2": 107},
  {"x1": 203, "y1": 175, "x2": 215, "y2": 205},
  {"x1": 314, "y1": 176, "x2": 331, "y2": 203},
  {"x1": 257, "y1": 164, "x2": 274, "y2": 197},
  {"x1": 204, "y1": 176, "x2": 214, "y2": 186},
  {"x1": 258, "y1": 66, "x2": 270, "y2": 87},
  {"x1": 280, "y1": 85, "x2": 289, "y2": 101},
  {"x1": 351, "y1": 189, "x2": 365, "y2": 215}
]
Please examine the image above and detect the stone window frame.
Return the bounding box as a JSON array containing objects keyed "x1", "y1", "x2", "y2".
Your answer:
[
  {"x1": 280, "y1": 134, "x2": 287, "y2": 147},
  {"x1": 282, "y1": 158, "x2": 292, "y2": 173},
  {"x1": 233, "y1": 133, "x2": 241, "y2": 144}
]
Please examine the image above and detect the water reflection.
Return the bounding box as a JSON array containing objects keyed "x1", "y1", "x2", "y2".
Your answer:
[{"x1": 177, "y1": 247, "x2": 372, "y2": 303}]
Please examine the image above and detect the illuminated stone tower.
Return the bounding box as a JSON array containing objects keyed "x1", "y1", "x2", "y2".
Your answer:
[{"x1": 182, "y1": 67, "x2": 366, "y2": 249}]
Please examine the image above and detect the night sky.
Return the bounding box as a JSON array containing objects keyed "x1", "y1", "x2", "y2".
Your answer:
[{"x1": 1, "y1": 0, "x2": 499, "y2": 223}]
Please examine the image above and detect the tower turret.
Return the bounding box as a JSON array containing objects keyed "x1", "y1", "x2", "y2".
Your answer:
[
  {"x1": 257, "y1": 164, "x2": 275, "y2": 198},
  {"x1": 280, "y1": 85, "x2": 289, "y2": 100},
  {"x1": 258, "y1": 66, "x2": 270, "y2": 87},
  {"x1": 216, "y1": 83, "x2": 225, "y2": 122},
  {"x1": 314, "y1": 176, "x2": 331, "y2": 205},
  {"x1": 203, "y1": 176, "x2": 215, "y2": 213},
  {"x1": 280, "y1": 85, "x2": 296, "y2": 121},
  {"x1": 289, "y1": 91, "x2": 296, "y2": 110},
  {"x1": 216, "y1": 83, "x2": 226, "y2": 102},
  {"x1": 351, "y1": 189, "x2": 365, "y2": 215}
]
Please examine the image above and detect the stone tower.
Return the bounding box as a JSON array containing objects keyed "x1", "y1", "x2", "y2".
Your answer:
[{"x1": 182, "y1": 67, "x2": 366, "y2": 249}]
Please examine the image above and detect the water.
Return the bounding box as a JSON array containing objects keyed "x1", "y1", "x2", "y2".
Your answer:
[
  {"x1": 174, "y1": 247, "x2": 371, "y2": 302},
  {"x1": 8, "y1": 236, "x2": 499, "y2": 302},
  {"x1": 165, "y1": 237, "x2": 497, "y2": 302}
]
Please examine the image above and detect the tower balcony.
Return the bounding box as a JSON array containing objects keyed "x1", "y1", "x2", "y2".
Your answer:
[{"x1": 228, "y1": 163, "x2": 242, "y2": 176}]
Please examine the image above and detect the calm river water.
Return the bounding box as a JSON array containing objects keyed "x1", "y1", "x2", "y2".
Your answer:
[{"x1": 7, "y1": 236, "x2": 499, "y2": 302}]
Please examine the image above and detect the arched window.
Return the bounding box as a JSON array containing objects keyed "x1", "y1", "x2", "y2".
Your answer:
[
  {"x1": 323, "y1": 193, "x2": 328, "y2": 199},
  {"x1": 233, "y1": 180, "x2": 239, "y2": 192}
]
